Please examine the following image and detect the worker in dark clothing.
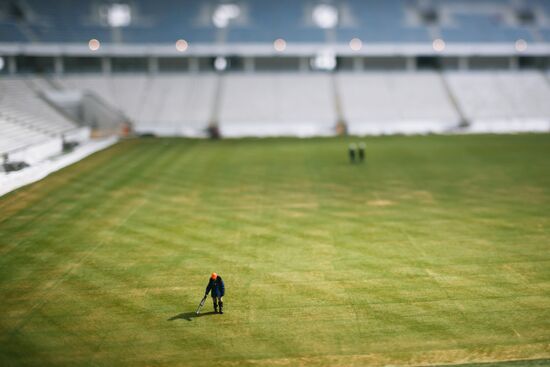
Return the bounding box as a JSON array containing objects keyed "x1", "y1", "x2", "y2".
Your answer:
[
  {"x1": 205, "y1": 272, "x2": 225, "y2": 314},
  {"x1": 348, "y1": 143, "x2": 357, "y2": 163},
  {"x1": 358, "y1": 142, "x2": 366, "y2": 163}
]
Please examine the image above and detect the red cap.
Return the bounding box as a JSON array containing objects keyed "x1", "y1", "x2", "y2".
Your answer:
[{"x1": 211, "y1": 272, "x2": 217, "y2": 280}]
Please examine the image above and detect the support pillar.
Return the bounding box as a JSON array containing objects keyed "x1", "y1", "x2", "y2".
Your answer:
[
  {"x1": 299, "y1": 57, "x2": 309, "y2": 72},
  {"x1": 102, "y1": 57, "x2": 112, "y2": 75},
  {"x1": 8, "y1": 56, "x2": 17, "y2": 74},
  {"x1": 353, "y1": 57, "x2": 363, "y2": 72},
  {"x1": 54, "y1": 56, "x2": 64, "y2": 75},
  {"x1": 458, "y1": 57, "x2": 469, "y2": 71},
  {"x1": 189, "y1": 57, "x2": 199, "y2": 73},
  {"x1": 509, "y1": 56, "x2": 519, "y2": 70},
  {"x1": 406, "y1": 56, "x2": 417, "y2": 71},
  {"x1": 244, "y1": 57, "x2": 255, "y2": 73},
  {"x1": 148, "y1": 57, "x2": 159, "y2": 74}
]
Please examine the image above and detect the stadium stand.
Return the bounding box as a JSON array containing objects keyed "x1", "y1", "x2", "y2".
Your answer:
[
  {"x1": 336, "y1": 0, "x2": 431, "y2": 43},
  {"x1": 0, "y1": 0, "x2": 548, "y2": 140},
  {"x1": 44, "y1": 70, "x2": 550, "y2": 136},
  {"x1": 440, "y1": 14, "x2": 535, "y2": 43},
  {"x1": 445, "y1": 71, "x2": 550, "y2": 132},
  {"x1": 0, "y1": 0, "x2": 547, "y2": 45},
  {"x1": 219, "y1": 73, "x2": 336, "y2": 137},
  {"x1": 0, "y1": 23, "x2": 27, "y2": 42},
  {"x1": 54, "y1": 74, "x2": 216, "y2": 136},
  {"x1": 0, "y1": 77, "x2": 91, "y2": 165},
  {"x1": 0, "y1": 115, "x2": 50, "y2": 153},
  {"x1": 338, "y1": 72, "x2": 460, "y2": 135},
  {"x1": 0, "y1": 78, "x2": 76, "y2": 134},
  {"x1": 227, "y1": 0, "x2": 325, "y2": 43}
]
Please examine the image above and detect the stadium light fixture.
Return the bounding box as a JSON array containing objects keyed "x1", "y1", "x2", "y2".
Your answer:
[
  {"x1": 105, "y1": 3, "x2": 131, "y2": 27},
  {"x1": 312, "y1": 4, "x2": 338, "y2": 29},
  {"x1": 273, "y1": 38, "x2": 287, "y2": 52},
  {"x1": 88, "y1": 39, "x2": 101, "y2": 51},
  {"x1": 175, "y1": 39, "x2": 188, "y2": 52},
  {"x1": 311, "y1": 50, "x2": 337, "y2": 71},
  {"x1": 515, "y1": 39, "x2": 528, "y2": 52},
  {"x1": 214, "y1": 56, "x2": 228, "y2": 71},
  {"x1": 0, "y1": 57, "x2": 4, "y2": 71},
  {"x1": 432, "y1": 38, "x2": 445, "y2": 52},
  {"x1": 349, "y1": 38, "x2": 362, "y2": 51},
  {"x1": 212, "y1": 4, "x2": 240, "y2": 28}
]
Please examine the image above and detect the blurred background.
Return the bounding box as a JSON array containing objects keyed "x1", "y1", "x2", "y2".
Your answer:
[{"x1": 1, "y1": 0, "x2": 550, "y2": 167}]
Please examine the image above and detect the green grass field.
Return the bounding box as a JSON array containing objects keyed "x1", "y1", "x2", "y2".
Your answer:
[{"x1": 1, "y1": 135, "x2": 549, "y2": 367}]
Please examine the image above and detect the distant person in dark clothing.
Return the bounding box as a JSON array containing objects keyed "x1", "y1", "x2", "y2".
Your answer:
[
  {"x1": 205, "y1": 272, "x2": 225, "y2": 314},
  {"x1": 348, "y1": 143, "x2": 357, "y2": 163},
  {"x1": 358, "y1": 142, "x2": 366, "y2": 163}
]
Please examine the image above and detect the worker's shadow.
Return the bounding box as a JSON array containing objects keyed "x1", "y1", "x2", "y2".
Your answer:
[{"x1": 168, "y1": 311, "x2": 217, "y2": 322}]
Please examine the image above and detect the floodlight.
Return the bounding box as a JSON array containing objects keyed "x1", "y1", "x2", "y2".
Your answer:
[
  {"x1": 311, "y1": 50, "x2": 336, "y2": 71},
  {"x1": 175, "y1": 39, "x2": 188, "y2": 52},
  {"x1": 432, "y1": 38, "x2": 445, "y2": 52},
  {"x1": 107, "y1": 3, "x2": 131, "y2": 27},
  {"x1": 212, "y1": 4, "x2": 240, "y2": 28},
  {"x1": 214, "y1": 56, "x2": 228, "y2": 71},
  {"x1": 88, "y1": 39, "x2": 100, "y2": 51},
  {"x1": 515, "y1": 39, "x2": 528, "y2": 52},
  {"x1": 312, "y1": 4, "x2": 338, "y2": 29},
  {"x1": 273, "y1": 38, "x2": 287, "y2": 52},
  {"x1": 349, "y1": 38, "x2": 362, "y2": 51}
]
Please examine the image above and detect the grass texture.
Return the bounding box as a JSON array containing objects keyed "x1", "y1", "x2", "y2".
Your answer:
[{"x1": 0, "y1": 135, "x2": 549, "y2": 366}]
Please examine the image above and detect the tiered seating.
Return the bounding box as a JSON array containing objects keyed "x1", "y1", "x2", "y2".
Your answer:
[
  {"x1": 0, "y1": 79, "x2": 76, "y2": 134},
  {"x1": 0, "y1": 78, "x2": 80, "y2": 158},
  {"x1": 337, "y1": 0, "x2": 430, "y2": 43},
  {"x1": 0, "y1": 117, "x2": 50, "y2": 154},
  {"x1": 118, "y1": 0, "x2": 214, "y2": 43},
  {"x1": 134, "y1": 74, "x2": 216, "y2": 135},
  {"x1": 338, "y1": 72, "x2": 460, "y2": 135},
  {"x1": 227, "y1": 0, "x2": 324, "y2": 43},
  {"x1": 53, "y1": 71, "x2": 550, "y2": 137},
  {"x1": 445, "y1": 71, "x2": 550, "y2": 132},
  {"x1": 219, "y1": 73, "x2": 335, "y2": 137},
  {"x1": 55, "y1": 75, "x2": 146, "y2": 122},
  {"x1": 24, "y1": 0, "x2": 111, "y2": 43},
  {"x1": 0, "y1": 23, "x2": 27, "y2": 42},
  {"x1": 55, "y1": 74, "x2": 216, "y2": 136},
  {"x1": 54, "y1": 75, "x2": 116, "y2": 102},
  {"x1": 441, "y1": 14, "x2": 534, "y2": 43},
  {"x1": 3, "y1": 0, "x2": 546, "y2": 45}
]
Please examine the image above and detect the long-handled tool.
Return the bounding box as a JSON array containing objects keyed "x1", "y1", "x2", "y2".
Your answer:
[{"x1": 195, "y1": 295, "x2": 207, "y2": 315}]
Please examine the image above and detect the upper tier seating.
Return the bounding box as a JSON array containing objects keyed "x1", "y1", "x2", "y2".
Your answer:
[{"x1": 0, "y1": 0, "x2": 545, "y2": 44}]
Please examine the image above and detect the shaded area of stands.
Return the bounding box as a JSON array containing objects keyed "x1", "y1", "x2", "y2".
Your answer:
[{"x1": 0, "y1": 0, "x2": 547, "y2": 44}]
